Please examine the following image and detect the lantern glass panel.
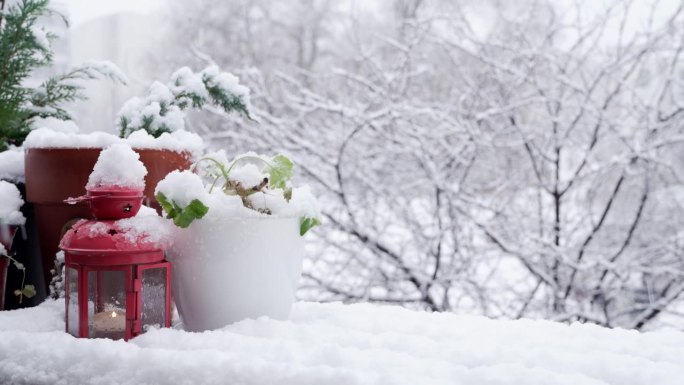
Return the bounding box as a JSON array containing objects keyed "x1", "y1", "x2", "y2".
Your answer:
[
  {"x1": 141, "y1": 267, "x2": 167, "y2": 331},
  {"x1": 66, "y1": 267, "x2": 79, "y2": 337},
  {"x1": 87, "y1": 270, "x2": 127, "y2": 339}
]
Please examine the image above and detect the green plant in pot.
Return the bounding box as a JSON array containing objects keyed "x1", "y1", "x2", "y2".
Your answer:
[{"x1": 155, "y1": 151, "x2": 321, "y2": 332}]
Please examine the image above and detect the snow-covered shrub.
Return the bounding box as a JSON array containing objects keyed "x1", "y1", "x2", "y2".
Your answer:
[
  {"x1": 48, "y1": 251, "x2": 65, "y2": 299},
  {"x1": 0, "y1": 180, "x2": 26, "y2": 226},
  {"x1": 117, "y1": 66, "x2": 251, "y2": 138},
  {"x1": 0, "y1": 181, "x2": 34, "y2": 302},
  {"x1": 155, "y1": 152, "x2": 320, "y2": 235}
]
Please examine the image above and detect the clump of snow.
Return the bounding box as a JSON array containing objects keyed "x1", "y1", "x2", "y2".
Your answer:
[
  {"x1": 125, "y1": 129, "x2": 204, "y2": 156},
  {"x1": 0, "y1": 181, "x2": 26, "y2": 226},
  {"x1": 285, "y1": 185, "x2": 321, "y2": 219},
  {"x1": 31, "y1": 117, "x2": 80, "y2": 133},
  {"x1": 23, "y1": 127, "x2": 204, "y2": 156},
  {"x1": 202, "y1": 65, "x2": 250, "y2": 101},
  {"x1": 119, "y1": 81, "x2": 186, "y2": 133},
  {"x1": 0, "y1": 147, "x2": 25, "y2": 183},
  {"x1": 116, "y1": 212, "x2": 175, "y2": 248},
  {"x1": 87, "y1": 144, "x2": 147, "y2": 190},
  {"x1": 1, "y1": 300, "x2": 684, "y2": 385},
  {"x1": 170, "y1": 67, "x2": 209, "y2": 103},
  {"x1": 154, "y1": 170, "x2": 209, "y2": 208},
  {"x1": 203, "y1": 192, "x2": 265, "y2": 220},
  {"x1": 230, "y1": 163, "x2": 267, "y2": 188},
  {"x1": 85, "y1": 222, "x2": 109, "y2": 238},
  {"x1": 81, "y1": 60, "x2": 129, "y2": 85},
  {"x1": 135, "y1": 205, "x2": 159, "y2": 217}
]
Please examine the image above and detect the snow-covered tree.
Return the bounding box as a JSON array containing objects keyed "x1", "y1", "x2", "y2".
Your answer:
[{"x1": 154, "y1": 0, "x2": 684, "y2": 329}]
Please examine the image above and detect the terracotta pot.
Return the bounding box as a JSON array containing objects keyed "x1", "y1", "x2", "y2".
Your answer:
[{"x1": 25, "y1": 148, "x2": 191, "y2": 288}]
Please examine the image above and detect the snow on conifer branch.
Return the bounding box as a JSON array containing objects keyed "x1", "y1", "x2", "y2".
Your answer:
[{"x1": 117, "y1": 66, "x2": 251, "y2": 138}]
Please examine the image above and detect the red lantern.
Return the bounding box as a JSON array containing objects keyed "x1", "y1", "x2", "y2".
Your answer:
[{"x1": 60, "y1": 187, "x2": 171, "y2": 340}]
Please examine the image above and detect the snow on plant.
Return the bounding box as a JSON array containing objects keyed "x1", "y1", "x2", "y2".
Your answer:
[
  {"x1": 48, "y1": 251, "x2": 65, "y2": 299},
  {"x1": 86, "y1": 143, "x2": 147, "y2": 190},
  {"x1": 117, "y1": 66, "x2": 251, "y2": 139},
  {"x1": 155, "y1": 153, "x2": 320, "y2": 235},
  {"x1": 0, "y1": 181, "x2": 35, "y2": 303}
]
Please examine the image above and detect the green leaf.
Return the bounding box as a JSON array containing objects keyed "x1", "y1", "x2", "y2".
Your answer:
[
  {"x1": 22, "y1": 285, "x2": 36, "y2": 298},
  {"x1": 300, "y1": 217, "x2": 321, "y2": 236},
  {"x1": 156, "y1": 193, "x2": 175, "y2": 216},
  {"x1": 174, "y1": 199, "x2": 209, "y2": 228},
  {"x1": 268, "y1": 154, "x2": 293, "y2": 189},
  {"x1": 156, "y1": 193, "x2": 209, "y2": 228}
]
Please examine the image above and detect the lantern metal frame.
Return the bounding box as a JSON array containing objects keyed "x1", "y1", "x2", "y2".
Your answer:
[
  {"x1": 64, "y1": 250, "x2": 171, "y2": 340},
  {"x1": 60, "y1": 187, "x2": 173, "y2": 341}
]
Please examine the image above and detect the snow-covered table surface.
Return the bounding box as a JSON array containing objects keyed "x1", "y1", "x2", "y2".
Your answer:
[{"x1": 0, "y1": 300, "x2": 682, "y2": 385}]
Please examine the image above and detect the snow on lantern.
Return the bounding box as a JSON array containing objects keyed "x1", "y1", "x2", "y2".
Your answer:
[{"x1": 59, "y1": 144, "x2": 173, "y2": 340}]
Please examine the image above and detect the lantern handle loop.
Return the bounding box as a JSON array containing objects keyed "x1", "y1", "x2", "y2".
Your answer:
[{"x1": 64, "y1": 195, "x2": 89, "y2": 205}]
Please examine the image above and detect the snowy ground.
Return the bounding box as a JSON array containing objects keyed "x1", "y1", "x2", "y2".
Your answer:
[{"x1": 0, "y1": 300, "x2": 682, "y2": 385}]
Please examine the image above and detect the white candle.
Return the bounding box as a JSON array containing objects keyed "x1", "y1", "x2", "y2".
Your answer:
[{"x1": 92, "y1": 310, "x2": 126, "y2": 333}]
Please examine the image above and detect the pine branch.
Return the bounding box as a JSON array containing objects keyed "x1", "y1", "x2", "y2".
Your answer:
[{"x1": 118, "y1": 66, "x2": 251, "y2": 138}]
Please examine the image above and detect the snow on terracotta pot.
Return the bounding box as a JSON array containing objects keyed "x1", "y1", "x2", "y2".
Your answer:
[
  {"x1": 155, "y1": 151, "x2": 321, "y2": 332},
  {"x1": 0, "y1": 181, "x2": 35, "y2": 309}
]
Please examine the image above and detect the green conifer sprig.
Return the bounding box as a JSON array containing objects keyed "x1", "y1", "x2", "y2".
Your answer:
[
  {"x1": 118, "y1": 66, "x2": 252, "y2": 139},
  {"x1": 0, "y1": 0, "x2": 125, "y2": 150}
]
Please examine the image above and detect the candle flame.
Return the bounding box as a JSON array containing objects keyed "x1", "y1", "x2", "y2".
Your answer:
[{"x1": 111, "y1": 311, "x2": 117, "y2": 318}]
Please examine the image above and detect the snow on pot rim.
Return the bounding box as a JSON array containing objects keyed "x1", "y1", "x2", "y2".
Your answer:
[{"x1": 23, "y1": 127, "x2": 205, "y2": 158}]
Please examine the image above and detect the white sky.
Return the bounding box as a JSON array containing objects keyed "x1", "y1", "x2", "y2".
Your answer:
[{"x1": 60, "y1": 0, "x2": 164, "y2": 26}]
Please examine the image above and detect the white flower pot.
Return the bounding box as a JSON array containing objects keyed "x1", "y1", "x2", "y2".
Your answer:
[{"x1": 168, "y1": 217, "x2": 304, "y2": 332}]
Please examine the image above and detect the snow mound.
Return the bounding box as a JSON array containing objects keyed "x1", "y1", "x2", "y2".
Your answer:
[
  {"x1": 1, "y1": 301, "x2": 683, "y2": 385},
  {"x1": 87, "y1": 144, "x2": 147, "y2": 189},
  {"x1": 0, "y1": 180, "x2": 25, "y2": 225},
  {"x1": 0, "y1": 147, "x2": 25, "y2": 183}
]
